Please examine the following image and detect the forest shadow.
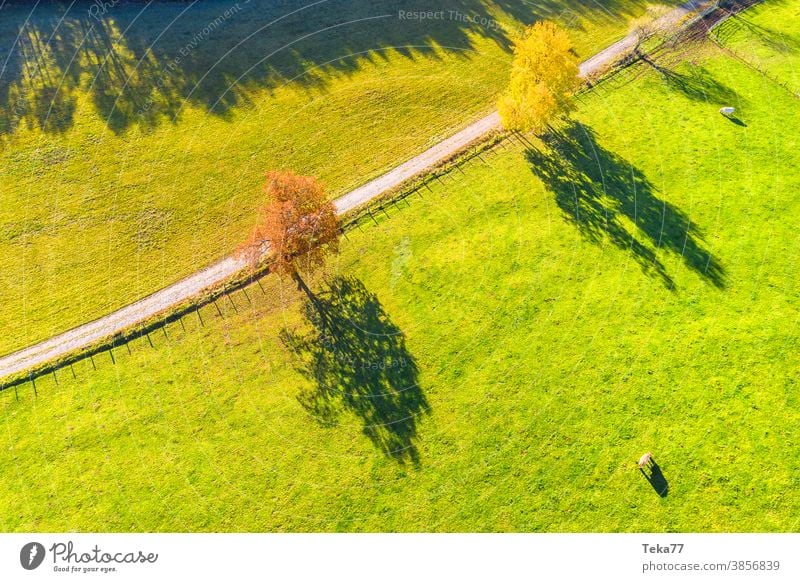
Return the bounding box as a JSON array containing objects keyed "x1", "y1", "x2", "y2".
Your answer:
[
  {"x1": 526, "y1": 123, "x2": 725, "y2": 289},
  {"x1": 280, "y1": 275, "x2": 428, "y2": 466},
  {"x1": 0, "y1": 0, "x2": 679, "y2": 136}
]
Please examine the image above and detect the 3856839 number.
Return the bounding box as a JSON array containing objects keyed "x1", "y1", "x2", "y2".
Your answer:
[{"x1": 729, "y1": 560, "x2": 780, "y2": 571}]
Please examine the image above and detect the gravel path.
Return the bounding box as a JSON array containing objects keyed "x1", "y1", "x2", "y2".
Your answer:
[
  {"x1": 580, "y1": 0, "x2": 710, "y2": 75},
  {"x1": 0, "y1": 0, "x2": 711, "y2": 381}
]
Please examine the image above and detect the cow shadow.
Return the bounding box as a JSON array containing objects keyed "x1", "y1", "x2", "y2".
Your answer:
[
  {"x1": 639, "y1": 458, "x2": 669, "y2": 497},
  {"x1": 525, "y1": 122, "x2": 725, "y2": 289},
  {"x1": 280, "y1": 275, "x2": 428, "y2": 466}
]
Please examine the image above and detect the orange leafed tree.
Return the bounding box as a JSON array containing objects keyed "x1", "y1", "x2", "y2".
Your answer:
[
  {"x1": 497, "y1": 21, "x2": 580, "y2": 134},
  {"x1": 239, "y1": 170, "x2": 340, "y2": 291}
]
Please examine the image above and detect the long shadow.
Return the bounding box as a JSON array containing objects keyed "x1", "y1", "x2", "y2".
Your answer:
[
  {"x1": 1, "y1": 0, "x2": 681, "y2": 136},
  {"x1": 639, "y1": 458, "x2": 669, "y2": 497},
  {"x1": 652, "y1": 62, "x2": 741, "y2": 104},
  {"x1": 526, "y1": 123, "x2": 725, "y2": 289},
  {"x1": 280, "y1": 275, "x2": 428, "y2": 466},
  {"x1": 0, "y1": 0, "x2": 509, "y2": 136},
  {"x1": 725, "y1": 115, "x2": 746, "y2": 127}
]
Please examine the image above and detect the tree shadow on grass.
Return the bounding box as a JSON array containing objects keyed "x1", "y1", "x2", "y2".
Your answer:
[
  {"x1": 653, "y1": 63, "x2": 741, "y2": 104},
  {"x1": 2, "y1": 0, "x2": 514, "y2": 137},
  {"x1": 526, "y1": 123, "x2": 725, "y2": 289},
  {"x1": 492, "y1": 0, "x2": 679, "y2": 38},
  {"x1": 0, "y1": 0, "x2": 690, "y2": 137},
  {"x1": 280, "y1": 275, "x2": 428, "y2": 466}
]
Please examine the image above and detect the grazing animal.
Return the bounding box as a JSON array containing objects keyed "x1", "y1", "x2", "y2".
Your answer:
[
  {"x1": 720, "y1": 106, "x2": 735, "y2": 116},
  {"x1": 637, "y1": 451, "x2": 653, "y2": 468}
]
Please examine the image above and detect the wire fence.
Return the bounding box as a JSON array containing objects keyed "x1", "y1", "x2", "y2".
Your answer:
[{"x1": 708, "y1": 9, "x2": 800, "y2": 99}]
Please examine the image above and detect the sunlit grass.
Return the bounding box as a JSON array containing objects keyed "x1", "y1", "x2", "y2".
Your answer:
[{"x1": 2, "y1": 39, "x2": 798, "y2": 531}]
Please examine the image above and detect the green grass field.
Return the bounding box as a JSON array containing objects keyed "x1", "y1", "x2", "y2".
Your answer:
[
  {"x1": 2, "y1": 25, "x2": 799, "y2": 531},
  {"x1": 712, "y1": 0, "x2": 799, "y2": 92},
  {"x1": 0, "y1": 0, "x2": 674, "y2": 356}
]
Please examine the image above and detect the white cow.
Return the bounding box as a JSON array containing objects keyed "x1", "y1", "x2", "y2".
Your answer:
[{"x1": 720, "y1": 107, "x2": 735, "y2": 116}]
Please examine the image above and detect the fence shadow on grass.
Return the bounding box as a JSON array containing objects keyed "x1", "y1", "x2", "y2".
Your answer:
[
  {"x1": 730, "y1": 12, "x2": 800, "y2": 54},
  {"x1": 0, "y1": 263, "x2": 272, "y2": 398},
  {"x1": 525, "y1": 122, "x2": 725, "y2": 290},
  {"x1": 280, "y1": 275, "x2": 428, "y2": 466}
]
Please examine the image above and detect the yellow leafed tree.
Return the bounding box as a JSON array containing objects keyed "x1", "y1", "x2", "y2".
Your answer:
[{"x1": 498, "y1": 21, "x2": 580, "y2": 134}]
